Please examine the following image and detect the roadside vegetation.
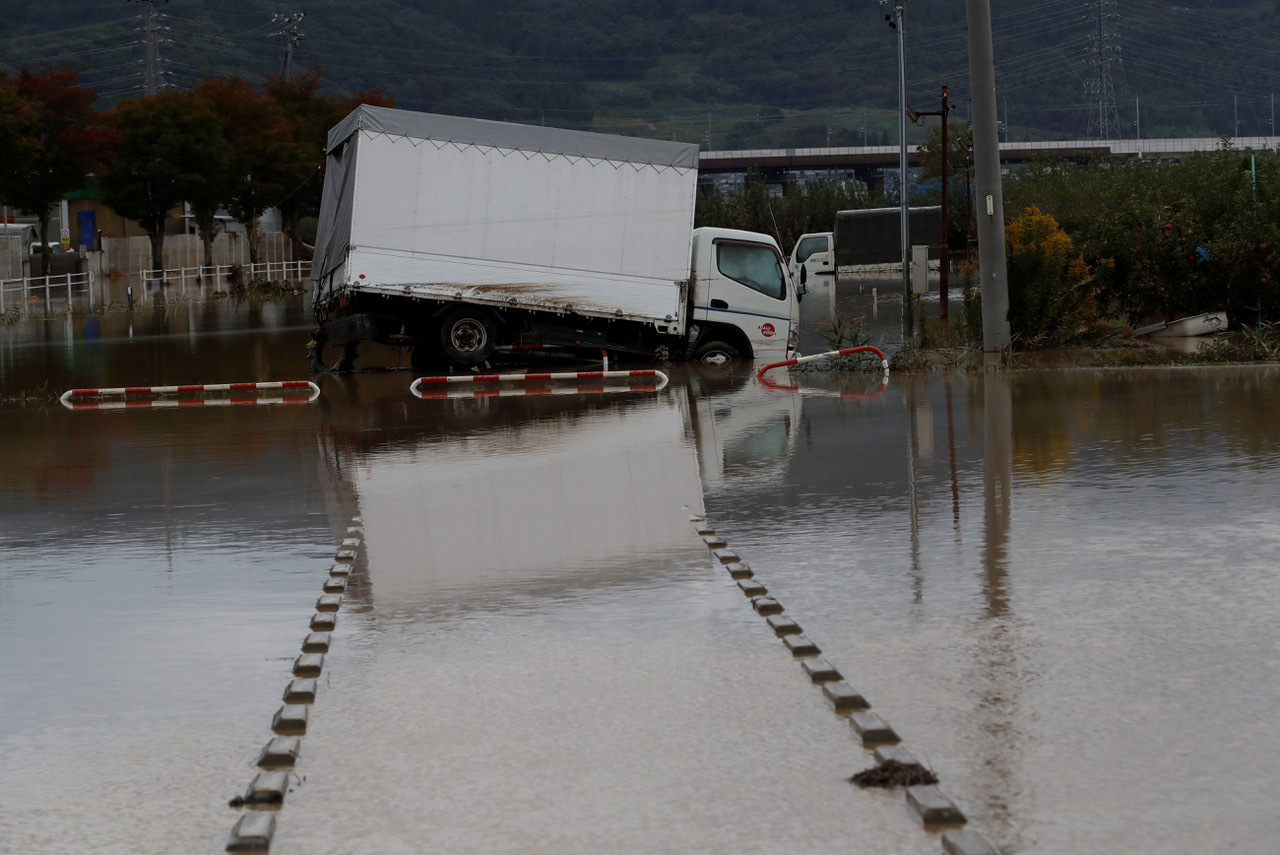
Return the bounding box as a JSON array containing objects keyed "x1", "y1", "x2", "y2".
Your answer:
[
  {"x1": 698, "y1": 139, "x2": 1280, "y2": 366},
  {"x1": 0, "y1": 65, "x2": 392, "y2": 276}
]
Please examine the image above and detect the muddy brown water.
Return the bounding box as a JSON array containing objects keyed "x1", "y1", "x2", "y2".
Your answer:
[{"x1": 2, "y1": 292, "x2": 1279, "y2": 854}]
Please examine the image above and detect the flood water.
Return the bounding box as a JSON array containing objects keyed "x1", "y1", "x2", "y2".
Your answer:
[{"x1": 2, "y1": 290, "x2": 1279, "y2": 854}]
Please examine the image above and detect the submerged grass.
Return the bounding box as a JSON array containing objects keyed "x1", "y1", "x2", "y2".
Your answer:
[{"x1": 1, "y1": 381, "x2": 56, "y2": 405}]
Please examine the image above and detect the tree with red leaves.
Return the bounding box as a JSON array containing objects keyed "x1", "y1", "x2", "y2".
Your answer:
[
  {"x1": 0, "y1": 66, "x2": 115, "y2": 276},
  {"x1": 265, "y1": 64, "x2": 394, "y2": 258},
  {"x1": 99, "y1": 90, "x2": 227, "y2": 275},
  {"x1": 193, "y1": 75, "x2": 294, "y2": 267}
]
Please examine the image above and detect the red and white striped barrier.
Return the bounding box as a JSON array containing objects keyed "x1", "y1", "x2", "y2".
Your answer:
[
  {"x1": 410, "y1": 369, "x2": 668, "y2": 399},
  {"x1": 60, "y1": 380, "x2": 320, "y2": 409},
  {"x1": 61, "y1": 396, "x2": 317, "y2": 411},
  {"x1": 756, "y1": 346, "x2": 889, "y2": 400},
  {"x1": 756, "y1": 346, "x2": 888, "y2": 382}
]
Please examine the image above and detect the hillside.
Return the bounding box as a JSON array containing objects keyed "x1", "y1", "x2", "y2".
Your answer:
[{"x1": 1, "y1": 0, "x2": 1277, "y2": 147}]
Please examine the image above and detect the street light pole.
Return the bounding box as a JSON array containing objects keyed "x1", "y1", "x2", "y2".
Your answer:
[
  {"x1": 884, "y1": 1, "x2": 912, "y2": 341},
  {"x1": 939, "y1": 87, "x2": 950, "y2": 321}
]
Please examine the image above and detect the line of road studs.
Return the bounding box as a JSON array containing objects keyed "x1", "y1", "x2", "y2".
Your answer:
[
  {"x1": 225, "y1": 517, "x2": 365, "y2": 852},
  {"x1": 690, "y1": 512, "x2": 1002, "y2": 855}
]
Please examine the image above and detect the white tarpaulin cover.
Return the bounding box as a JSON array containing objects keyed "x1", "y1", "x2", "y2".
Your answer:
[{"x1": 313, "y1": 106, "x2": 700, "y2": 325}]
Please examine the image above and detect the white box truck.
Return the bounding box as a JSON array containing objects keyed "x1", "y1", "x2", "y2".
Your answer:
[{"x1": 311, "y1": 106, "x2": 802, "y2": 371}]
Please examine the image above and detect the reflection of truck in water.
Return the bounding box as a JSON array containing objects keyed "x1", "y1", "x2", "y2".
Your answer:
[
  {"x1": 311, "y1": 106, "x2": 802, "y2": 371},
  {"x1": 789, "y1": 206, "x2": 941, "y2": 285},
  {"x1": 316, "y1": 370, "x2": 801, "y2": 605}
]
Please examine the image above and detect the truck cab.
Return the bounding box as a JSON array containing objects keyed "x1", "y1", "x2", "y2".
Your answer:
[
  {"x1": 788, "y1": 232, "x2": 835, "y2": 285},
  {"x1": 687, "y1": 227, "x2": 801, "y2": 365}
]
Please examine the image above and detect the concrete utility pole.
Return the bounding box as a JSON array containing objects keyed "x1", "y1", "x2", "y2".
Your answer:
[
  {"x1": 966, "y1": 0, "x2": 1010, "y2": 351},
  {"x1": 272, "y1": 12, "x2": 306, "y2": 81}
]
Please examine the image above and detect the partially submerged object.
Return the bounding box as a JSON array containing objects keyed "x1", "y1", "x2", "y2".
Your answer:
[
  {"x1": 310, "y1": 105, "x2": 802, "y2": 370},
  {"x1": 1133, "y1": 310, "x2": 1228, "y2": 338}
]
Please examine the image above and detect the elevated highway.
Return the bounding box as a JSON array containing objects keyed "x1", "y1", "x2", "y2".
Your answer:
[{"x1": 698, "y1": 136, "x2": 1280, "y2": 192}]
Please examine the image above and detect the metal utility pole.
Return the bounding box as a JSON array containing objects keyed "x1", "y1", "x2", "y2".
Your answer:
[
  {"x1": 127, "y1": 0, "x2": 167, "y2": 96},
  {"x1": 907, "y1": 87, "x2": 952, "y2": 320},
  {"x1": 966, "y1": 0, "x2": 1010, "y2": 352},
  {"x1": 272, "y1": 12, "x2": 306, "y2": 81}
]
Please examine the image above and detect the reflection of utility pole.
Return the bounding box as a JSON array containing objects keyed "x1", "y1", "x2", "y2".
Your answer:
[
  {"x1": 272, "y1": 12, "x2": 306, "y2": 81},
  {"x1": 127, "y1": 0, "x2": 168, "y2": 96},
  {"x1": 904, "y1": 377, "x2": 924, "y2": 604},
  {"x1": 982, "y1": 371, "x2": 1012, "y2": 614}
]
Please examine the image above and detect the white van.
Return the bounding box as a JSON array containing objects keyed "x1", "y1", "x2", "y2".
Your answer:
[{"x1": 1, "y1": 224, "x2": 39, "y2": 249}]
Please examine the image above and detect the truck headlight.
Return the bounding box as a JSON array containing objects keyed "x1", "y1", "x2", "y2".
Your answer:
[{"x1": 787, "y1": 326, "x2": 799, "y2": 353}]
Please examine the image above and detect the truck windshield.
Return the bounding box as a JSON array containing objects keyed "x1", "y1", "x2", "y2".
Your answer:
[
  {"x1": 795, "y1": 236, "x2": 828, "y2": 263},
  {"x1": 716, "y1": 243, "x2": 785, "y2": 300}
]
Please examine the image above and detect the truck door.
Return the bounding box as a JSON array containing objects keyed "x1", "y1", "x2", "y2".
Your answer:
[
  {"x1": 790, "y1": 233, "x2": 834, "y2": 283},
  {"x1": 699, "y1": 237, "x2": 798, "y2": 360}
]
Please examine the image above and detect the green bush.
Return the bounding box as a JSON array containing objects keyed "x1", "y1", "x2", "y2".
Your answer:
[
  {"x1": 695, "y1": 172, "x2": 875, "y2": 250},
  {"x1": 1006, "y1": 148, "x2": 1280, "y2": 325}
]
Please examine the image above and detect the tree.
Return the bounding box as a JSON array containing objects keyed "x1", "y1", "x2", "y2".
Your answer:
[
  {"x1": 913, "y1": 120, "x2": 975, "y2": 253},
  {"x1": 99, "y1": 90, "x2": 228, "y2": 275},
  {"x1": 183, "y1": 95, "x2": 234, "y2": 269},
  {"x1": 195, "y1": 76, "x2": 293, "y2": 266},
  {"x1": 916, "y1": 120, "x2": 972, "y2": 183},
  {"x1": 265, "y1": 65, "x2": 394, "y2": 257},
  {"x1": 0, "y1": 67, "x2": 115, "y2": 275}
]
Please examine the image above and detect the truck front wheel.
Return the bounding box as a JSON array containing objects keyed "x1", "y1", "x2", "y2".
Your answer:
[
  {"x1": 439, "y1": 308, "x2": 497, "y2": 366},
  {"x1": 693, "y1": 340, "x2": 741, "y2": 367}
]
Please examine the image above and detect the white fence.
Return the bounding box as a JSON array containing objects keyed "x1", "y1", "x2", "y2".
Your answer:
[
  {"x1": 0, "y1": 272, "x2": 95, "y2": 315},
  {"x1": 136, "y1": 260, "x2": 313, "y2": 291},
  {"x1": 1, "y1": 261, "x2": 312, "y2": 317}
]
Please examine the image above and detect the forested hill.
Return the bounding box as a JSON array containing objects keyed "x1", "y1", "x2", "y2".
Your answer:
[{"x1": 2, "y1": 0, "x2": 1278, "y2": 147}]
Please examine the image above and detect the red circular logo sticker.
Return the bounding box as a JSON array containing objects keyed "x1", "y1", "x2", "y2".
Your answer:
[{"x1": 760, "y1": 323, "x2": 775, "y2": 337}]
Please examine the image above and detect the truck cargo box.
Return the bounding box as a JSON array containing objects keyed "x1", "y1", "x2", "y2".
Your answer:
[{"x1": 313, "y1": 106, "x2": 700, "y2": 327}]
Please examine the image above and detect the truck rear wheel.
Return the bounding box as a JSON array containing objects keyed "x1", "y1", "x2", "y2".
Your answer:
[
  {"x1": 693, "y1": 340, "x2": 741, "y2": 367},
  {"x1": 439, "y1": 308, "x2": 497, "y2": 366}
]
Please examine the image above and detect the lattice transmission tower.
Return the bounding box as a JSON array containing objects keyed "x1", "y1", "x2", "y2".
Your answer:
[
  {"x1": 1084, "y1": 0, "x2": 1121, "y2": 140},
  {"x1": 126, "y1": 0, "x2": 170, "y2": 96}
]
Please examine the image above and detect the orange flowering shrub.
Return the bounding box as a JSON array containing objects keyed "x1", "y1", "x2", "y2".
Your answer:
[{"x1": 1004, "y1": 206, "x2": 1095, "y2": 346}]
